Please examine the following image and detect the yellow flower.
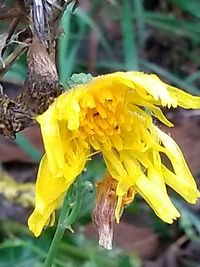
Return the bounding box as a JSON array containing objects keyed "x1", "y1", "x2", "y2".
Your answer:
[{"x1": 28, "y1": 72, "x2": 200, "y2": 238}]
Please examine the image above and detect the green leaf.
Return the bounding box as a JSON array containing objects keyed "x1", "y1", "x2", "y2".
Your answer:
[
  {"x1": 75, "y1": 8, "x2": 115, "y2": 59},
  {"x1": 145, "y1": 12, "x2": 200, "y2": 42},
  {"x1": 58, "y1": 5, "x2": 73, "y2": 84},
  {"x1": 133, "y1": 0, "x2": 146, "y2": 48},
  {"x1": 173, "y1": 198, "x2": 200, "y2": 240},
  {"x1": 65, "y1": 73, "x2": 93, "y2": 89},
  {"x1": 170, "y1": 0, "x2": 200, "y2": 19}
]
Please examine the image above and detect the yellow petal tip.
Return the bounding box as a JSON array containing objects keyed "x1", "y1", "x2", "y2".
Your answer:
[{"x1": 28, "y1": 210, "x2": 45, "y2": 237}]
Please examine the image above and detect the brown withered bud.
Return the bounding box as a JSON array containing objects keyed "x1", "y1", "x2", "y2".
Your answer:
[
  {"x1": 92, "y1": 172, "x2": 136, "y2": 250},
  {"x1": 0, "y1": 92, "x2": 32, "y2": 139},
  {"x1": 92, "y1": 174, "x2": 117, "y2": 250},
  {"x1": 0, "y1": 36, "x2": 61, "y2": 138},
  {"x1": 0, "y1": 1, "x2": 76, "y2": 139},
  {"x1": 17, "y1": 36, "x2": 61, "y2": 115}
]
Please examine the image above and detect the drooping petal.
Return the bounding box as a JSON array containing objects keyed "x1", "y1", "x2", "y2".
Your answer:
[
  {"x1": 130, "y1": 72, "x2": 177, "y2": 107},
  {"x1": 136, "y1": 173, "x2": 180, "y2": 223},
  {"x1": 28, "y1": 198, "x2": 60, "y2": 237},
  {"x1": 28, "y1": 154, "x2": 69, "y2": 237},
  {"x1": 28, "y1": 71, "x2": 200, "y2": 239},
  {"x1": 162, "y1": 165, "x2": 200, "y2": 204},
  {"x1": 156, "y1": 126, "x2": 198, "y2": 188},
  {"x1": 36, "y1": 105, "x2": 65, "y2": 177},
  {"x1": 56, "y1": 90, "x2": 81, "y2": 130},
  {"x1": 166, "y1": 84, "x2": 200, "y2": 109}
]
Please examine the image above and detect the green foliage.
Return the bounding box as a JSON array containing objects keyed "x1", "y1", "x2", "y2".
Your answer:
[
  {"x1": 65, "y1": 73, "x2": 93, "y2": 89},
  {"x1": 1, "y1": 0, "x2": 200, "y2": 266},
  {"x1": 174, "y1": 198, "x2": 200, "y2": 241},
  {"x1": 3, "y1": 0, "x2": 200, "y2": 92},
  {"x1": 121, "y1": 0, "x2": 138, "y2": 70},
  {"x1": 15, "y1": 133, "x2": 42, "y2": 163},
  {"x1": 169, "y1": 0, "x2": 200, "y2": 19}
]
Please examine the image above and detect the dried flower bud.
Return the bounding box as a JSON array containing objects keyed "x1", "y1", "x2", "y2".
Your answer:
[{"x1": 92, "y1": 172, "x2": 135, "y2": 250}]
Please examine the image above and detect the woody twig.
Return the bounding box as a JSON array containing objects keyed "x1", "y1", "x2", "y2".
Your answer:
[{"x1": 0, "y1": 0, "x2": 77, "y2": 138}]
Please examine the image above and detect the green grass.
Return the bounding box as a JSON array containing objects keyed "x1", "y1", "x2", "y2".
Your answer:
[{"x1": 1, "y1": 0, "x2": 200, "y2": 266}]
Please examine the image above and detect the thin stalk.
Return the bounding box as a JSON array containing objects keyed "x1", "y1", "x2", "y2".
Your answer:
[
  {"x1": 44, "y1": 189, "x2": 71, "y2": 267},
  {"x1": 44, "y1": 181, "x2": 83, "y2": 267},
  {"x1": 121, "y1": 0, "x2": 138, "y2": 70}
]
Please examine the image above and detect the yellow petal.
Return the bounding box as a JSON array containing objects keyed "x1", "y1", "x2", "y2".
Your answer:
[
  {"x1": 136, "y1": 173, "x2": 180, "y2": 223},
  {"x1": 124, "y1": 72, "x2": 177, "y2": 107},
  {"x1": 162, "y1": 165, "x2": 200, "y2": 204},
  {"x1": 167, "y1": 84, "x2": 200, "y2": 109},
  {"x1": 102, "y1": 149, "x2": 127, "y2": 178},
  {"x1": 156, "y1": 126, "x2": 197, "y2": 188},
  {"x1": 56, "y1": 91, "x2": 81, "y2": 130},
  {"x1": 28, "y1": 154, "x2": 70, "y2": 236},
  {"x1": 151, "y1": 106, "x2": 174, "y2": 127},
  {"x1": 36, "y1": 106, "x2": 64, "y2": 177},
  {"x1": 28, "y1": 198, "x2": 60, "y2": 237}
]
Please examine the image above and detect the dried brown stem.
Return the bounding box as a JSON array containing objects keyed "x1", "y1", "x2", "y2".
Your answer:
[
  {"x1": 5, "y1": 16, "x2": 23, "y2": 47},
  {"x1": 0, "y1": 1, "x2": 78, "y2": 138},
  {"x1": 0, "y1": 9, "x2": 22, "y2": 20}
]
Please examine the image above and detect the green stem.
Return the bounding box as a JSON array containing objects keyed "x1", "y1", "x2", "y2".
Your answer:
[
  {"x1": 44, "y1": 197, "x2": 69, "y2": 267},
  {"x1": 44, "y1": 222, "x2": 65, "y2": 267},
  {"x1": 44, "y1": 182, "x2": 83, "y2": 267}
]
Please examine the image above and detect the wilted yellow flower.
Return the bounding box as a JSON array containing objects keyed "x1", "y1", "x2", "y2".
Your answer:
[{"x1": 28, "y1": 72, "x2": 200, "y2": 238}]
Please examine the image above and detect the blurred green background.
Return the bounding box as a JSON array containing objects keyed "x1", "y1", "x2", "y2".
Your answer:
[{"x1": 1, "y1": 0, "x2": 200, "y2": 266}]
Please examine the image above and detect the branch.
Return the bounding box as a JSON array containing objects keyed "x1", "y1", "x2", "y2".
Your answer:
[
  {"x1": 0, "y1": 45, "x2": 28, "y2": 78},
  {"x1": 0, "y1": 1, "x2": 77, "y2": 138}
]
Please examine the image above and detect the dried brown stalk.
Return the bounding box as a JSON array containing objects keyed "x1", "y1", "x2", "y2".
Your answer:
[{"x1": 0, "y1": 0, "x2": 77, "y2": 138}]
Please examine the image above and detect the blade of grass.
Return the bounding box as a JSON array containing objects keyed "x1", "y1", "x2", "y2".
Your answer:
[
  {"x1": 184, "y1": 70, "x2": 200, "y2": 84},
  {"x1": 61, "y1": 22, "x2": 86, "y2": 81},
  {"x1": 76, "y1": 60, "x2": 125, "y2": 71},
  {"x1": 58, "y1": 5, "x2": 72, "y2": 85},
  {"x1": 173, "y1": 198, "x2": 200, "y2": 239},
  {"x1": 75, "y1": 8, "x2": 115, "y2": 60},
  {"x1": 133, "y1": 0, "x2": 146, "y2": 49},
  {"x1": 145, "y1": 12, "x2": 200, "y2": 42},
  {"x1": 15, "y1": 133, "x2": 42, "y2": 163},
  {"x1": 170, "y1": 0, "x2": 200, "y2": 19},
  {"x1": 121, "y1": 0, "x2": 138, "y2": 70}
]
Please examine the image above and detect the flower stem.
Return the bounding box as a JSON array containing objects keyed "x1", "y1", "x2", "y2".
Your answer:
[
  {"x1": 44, "y1": 220, "x2": 65, "y2": 267},
  {"x1": 44, "y1": 194, "x2": 70, "y2": 267},
  {"x1": 44, "y1": 181, "x2": 83, "y2": 267}
]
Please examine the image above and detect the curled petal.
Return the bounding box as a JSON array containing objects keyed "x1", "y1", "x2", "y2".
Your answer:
[{"x1": 28, "y1": 154, "x2": 70, "y2": 236}]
